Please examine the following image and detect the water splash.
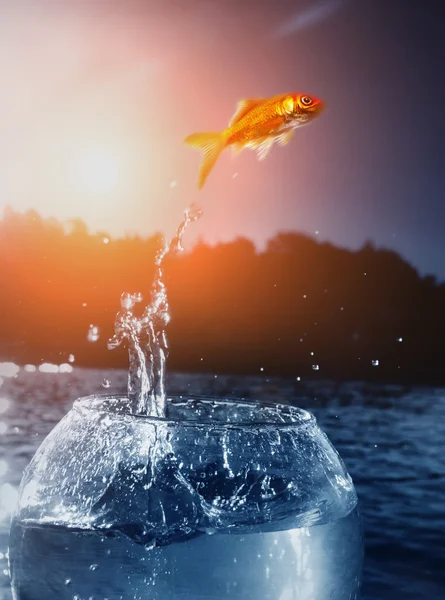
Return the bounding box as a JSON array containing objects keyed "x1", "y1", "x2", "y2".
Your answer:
[
  {"x1": 108, "y1": 204, "x2": 202, "y2": 417},
  {"x1": 87, "y1": 325, "x2": 100, "y2": 343}
]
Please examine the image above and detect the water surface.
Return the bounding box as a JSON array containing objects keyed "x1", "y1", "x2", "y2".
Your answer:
[{"x1": 0, "y1": 368, "x2": 444, "y2": 599}]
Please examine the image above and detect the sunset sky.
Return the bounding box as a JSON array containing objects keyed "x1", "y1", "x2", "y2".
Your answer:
[{"x1": 1, "y1": 0, "x2": 444, "y2": 278}]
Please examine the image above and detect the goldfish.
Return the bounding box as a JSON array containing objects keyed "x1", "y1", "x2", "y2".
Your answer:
[{"x1": 184, "y1": 92, "x2": 324, "y2": 189}]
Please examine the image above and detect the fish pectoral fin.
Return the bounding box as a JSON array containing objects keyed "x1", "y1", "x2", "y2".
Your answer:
[
  {"x1": 231, "y1": 143, "x2": 244, "y2": 157},
  {"x1": 277, "y1": 129, "x2": 294, "y2": 146},
  {"x1": 228, "y1": 98, "x2": 264, "y2": 127},
  {"x1": 184, "y1": 131, "x2": 225, "y2": 189},
  {"x1": 256, "y1": 138, "x2": 275, "y2": 161}
]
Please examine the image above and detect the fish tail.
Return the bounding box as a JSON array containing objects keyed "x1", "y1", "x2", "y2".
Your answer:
[{"x1": 184, "y1": 131, "x2": 226, "y2": 189}]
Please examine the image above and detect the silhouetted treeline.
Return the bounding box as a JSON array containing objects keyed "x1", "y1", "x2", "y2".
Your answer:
[{"x1": 0, "y1": 207, "x2": 444, "y2": 384}]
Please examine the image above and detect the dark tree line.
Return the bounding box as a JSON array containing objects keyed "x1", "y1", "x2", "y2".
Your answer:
[{"x1": 0, "y1": 207, "x2": 444, "y2": 384}]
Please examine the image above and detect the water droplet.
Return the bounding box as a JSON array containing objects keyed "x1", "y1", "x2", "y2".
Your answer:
[
  {"x1": 65, "y1": 579, "x2": 71, "y2": 586},
  {"x1": 296, "y1": 376, "x2": 301, "y2": 381},
  {"x1": 260, "y1": 367, "x2": 264, "y2": 372},
  {"x1": 397, "y1": 337, "x2": 403, "y2": 342},
  {"x1": 89, "y1": 564, "x2": 98, "y2": 571},
  {"x1": 303, "y1": 294, "x2": 307, "y2": 299},
  {"x1": 68, "y1": 354, "x2": 75, "y2": 363},
  {"x1": 0, "y1": 363, "x2": 19, "y2": 378},
  {"x1": 372, "y1": 359, "x2": 379, "y2": 367},
  {"x1": 103, "y1": 237, "x2": 109, "y2": 244},
  {"x1": 102, "y1": 379, "x2": 111, "y2": 388},
  {"x1": 310, "y1": 351, "x2": 314, "y2": 356},
  {"x1": 120, "y1": 292, "x2": 142, "y2": 311},
  {"x1": 87, "y1": 324, "x2": 100, "y2": 343},
  {"x1": 312, "y1": 364, "x2": 320, "y2": 371},
  {"x1": 315, "y1": 230, "x2": 319, "y2": 235},
  {"x1": 340, "y1": 306, "x2": 344, "y2": 311}
]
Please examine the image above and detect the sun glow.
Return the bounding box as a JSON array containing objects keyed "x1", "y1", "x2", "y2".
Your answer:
[{"x1": 75, "y1": 149, "x2": 119, "y2": 193}]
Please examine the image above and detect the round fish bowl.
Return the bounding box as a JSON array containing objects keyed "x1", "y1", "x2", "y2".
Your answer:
[{"x1": 9, "y1": 396, "x2": 363, "y2": 600}]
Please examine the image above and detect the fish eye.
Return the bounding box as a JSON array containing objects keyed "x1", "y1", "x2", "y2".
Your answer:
[{"x1": 300, "y1": 96, "x2": 313, "y2": 106}]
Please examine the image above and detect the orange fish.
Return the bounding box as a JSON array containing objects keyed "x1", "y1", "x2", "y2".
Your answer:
[{"x1": 185, "y1": 92, "x2": 324, "y2": 189}]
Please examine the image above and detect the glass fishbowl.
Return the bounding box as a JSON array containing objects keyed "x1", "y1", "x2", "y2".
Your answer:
[{"x1": 9, "y1": 395, "x2": 363, "y2": 600}]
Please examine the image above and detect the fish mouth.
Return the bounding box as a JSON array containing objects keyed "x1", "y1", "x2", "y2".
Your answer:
[
  {"x1": 306, "y1": 102, "x2": 324, "y2": 115},
  {"x1": 294, "y1": 103, "x2": 324, "y2": 121}
]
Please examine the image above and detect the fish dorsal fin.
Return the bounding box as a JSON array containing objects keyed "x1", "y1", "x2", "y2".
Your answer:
[{"x1": 229, "y1": 98, "x2": 264, "y2": 127}]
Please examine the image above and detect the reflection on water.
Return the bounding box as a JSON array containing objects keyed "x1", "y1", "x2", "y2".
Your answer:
[
  {"x1": 0, "y1": 399, "x2": 10, "y2": 415},
  {"x1": 0, "y1": 484, "x2": 17, "y2": 521},
  {"x1": 0, "y1": 369, "x2": 444, "y2": 599}
]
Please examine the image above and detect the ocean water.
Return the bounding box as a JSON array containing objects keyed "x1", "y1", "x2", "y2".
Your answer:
[{"x1": 0, "y1": 368, "x2": 444, "y2": 599}]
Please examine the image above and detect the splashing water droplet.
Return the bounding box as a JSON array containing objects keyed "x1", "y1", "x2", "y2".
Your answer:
[
  {"x1": 68, "y1": 354, "x2": 75, "y2": 363},
  {"x1": 87, "y1": 325, "x2": 100, "y2": 343},
  {"x1": 312, "y1": 365, "x2": 320, "y2": 371},
  {"x1": 102, "y1": 379, "x2": 111, "y2": 389},
  {"x1": 372, "y1": 359, "x2": 379, "y2": 367},
  {"x1": 108, "y1": 204, "x2": 202, "y2": 417}
]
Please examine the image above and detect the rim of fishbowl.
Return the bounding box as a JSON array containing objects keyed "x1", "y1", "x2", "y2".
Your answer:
[{"x1": 73, "y1": 394, "x2": 317, "y2": 430}]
